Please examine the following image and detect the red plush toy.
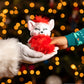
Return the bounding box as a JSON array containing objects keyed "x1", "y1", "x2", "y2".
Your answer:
[{"x1": 28, "y1": 35, "x2": 55, "y2": 54}]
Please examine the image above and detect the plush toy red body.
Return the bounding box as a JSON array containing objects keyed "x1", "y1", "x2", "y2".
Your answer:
[{"x1": 28, "y1": 35, "x2": 55, "y2": 54}]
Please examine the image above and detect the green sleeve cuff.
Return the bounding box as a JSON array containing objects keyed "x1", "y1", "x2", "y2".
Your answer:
[{"x1": 65, "y1": 33, "x2": 76, "y2": 47}]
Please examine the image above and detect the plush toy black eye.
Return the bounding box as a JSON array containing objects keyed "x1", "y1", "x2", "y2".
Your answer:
[
  {"x1": 43, "y1": 28, "x2": 47, "y2": 30},
  {"x1": 35, "y1": 28, "x2": 40, "y2": 30}
]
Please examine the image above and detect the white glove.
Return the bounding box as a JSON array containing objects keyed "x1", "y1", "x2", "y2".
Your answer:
[{"x1": 20, "y1": 47, "x2": 59, "y2": 64}]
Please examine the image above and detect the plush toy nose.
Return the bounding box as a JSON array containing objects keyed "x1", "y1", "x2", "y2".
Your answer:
[{"x1": 41, "y1": 31, "x2": 43, "y2": 33}]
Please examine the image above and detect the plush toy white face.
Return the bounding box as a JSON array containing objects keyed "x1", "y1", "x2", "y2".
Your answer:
[{"x1": 28, "y1": 19, "x2": 54, "y2": 36}]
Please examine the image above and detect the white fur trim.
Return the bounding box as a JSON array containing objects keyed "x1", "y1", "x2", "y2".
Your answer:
[{"x1": 0, "y1": 38, "x2": 20, "y2": 78}]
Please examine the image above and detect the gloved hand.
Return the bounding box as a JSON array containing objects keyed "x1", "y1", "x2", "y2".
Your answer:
[{"x1": 19, "y1": 45, "x2": 59, "y2": 64}]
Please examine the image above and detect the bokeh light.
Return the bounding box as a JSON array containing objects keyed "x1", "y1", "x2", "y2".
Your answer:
[
  {"x1": 74, "y1": 71, "x2": 79, "y2": 76},
  {"x1": 48, "y1": 65, "x2": 53, "y2": 70},
  {"x1": 60, "y1": 25, "x2": 66, "y2": 31},
  {"x1": 40, "y1": 6, "x2": 45, "y2": 11},
  {"x1": 79, "y1": 9, "x2": 84, "y2": 14},
  {"x1": 53, "y1": 9, "x2": 57, "y2": 14},
  {"x1": 48, "y1": 8, "x2": 52, "y2": 13},
  {"x1": 19, "y1": 77, "x2": 24, "y2": 82},
  {"x1": 30, "y1": 15, "x2": 35, "y2": 20},
  {"x1": 21, "y1": 20, "x2": 26, "y2": 25},
  {"x1": 79, "y1": 73, "x2": 83, "y2": 77},
  {"x1": 36, "y1": 70, "x2": 40, "y2": 75},
  {"x1": 24, "y1": 9, "x2": 29, "y2": 13},
  {"x1": 7, "y1": 79, "x2": 12, "y2": 83},
  {"x1": 14, "y1": 10, "x2": 18, "y2": 14},
  {"x1": 17, "y1": 30, "x2": 22, "y2": 35},
  {"x1": 74, "y1": 28, "x2": 79, "y2": 32},
  {"x1": 4, "y1": 1, "x2": 9, "y2": 6},
  {"x1": 70, "y1": 64, "x2": 76, "y2": 70},
  {"x1": 23, "y1": 70, "x2": 27, "y2": 74},
  {"x1": 60, "y1": 13, "x2": 65, "y2": 18},
  {"x1": 55, "y1": 57, "x2": 59, "y2": 61},
  {"x1": 18, "y1": 71, "x2": 22, "y2": 76},
  {"x1": 30, "y1": 70, "x2": 34, "y2": 75},
  {"x1": 70, "y1": 46, "x2": 75, "y2": 51},
  {"x1": 24, "y1": 23, "x2": 28, "y2": 28},
  {"x1": 73, "y1": 2, "x2": 78, "y2": 7},
  {"x1": 29, "y1": 2, "x2": 35, "y2": 8},
  {"x1": 9, "y1": 10, "x2": 14, "y2": 15},
  {"x1": 82, "y1": 1, "x2": 84, "y2": 6},
  {"x1": 82, "y1": 17, "x2": 84, "y2": 21},
  {"x1": 55, "y1": 61, "x2": 60, "y2": 65},
  {"x1": 3, "y1": 9, "x2": 8, "y2": 14},
  {"x1": 62, "y1": 1, "x2": 67, "y2": 6},
  {"x1": 1, "y1": 82, "x2": 5, "y2": 84},
  {"x1": 25, "y1": 81, "x2": 32, "y2": 84},
  {"x1": 2, "y1": 29, "x2": 7, "y2": 34}
]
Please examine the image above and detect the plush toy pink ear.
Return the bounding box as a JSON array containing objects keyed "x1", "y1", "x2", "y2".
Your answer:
[
  {"x1": 48, "y1": 19, "x2": 55, "y2": 31},
  {"x1": 28, "y1": 20, "x2": 35, "y2": 31}
]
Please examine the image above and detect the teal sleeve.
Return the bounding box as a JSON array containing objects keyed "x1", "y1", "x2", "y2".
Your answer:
[{"x1": 65, "y1": 28, "x2": 84, "y2": 47}]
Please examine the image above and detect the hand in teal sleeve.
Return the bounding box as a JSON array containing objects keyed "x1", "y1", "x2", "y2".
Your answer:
[
  {"x1": 50, "y1": 28, "x2": 84, "y2": 49},
  {"x1": 65, "y1": 28, "x2": 84, "y2": 47}
]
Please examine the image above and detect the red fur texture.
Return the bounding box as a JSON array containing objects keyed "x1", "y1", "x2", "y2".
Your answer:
[{"x1": 28, "y1": 35, "x2": 55, "y2": 54}]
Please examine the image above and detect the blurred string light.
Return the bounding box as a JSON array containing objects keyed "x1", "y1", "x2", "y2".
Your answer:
[
  {"x1": 14, "y1": 6, "x2": 17, "y2": 10},
  {"x1": 36, "y1": 70, "x2": 40, "y2": 75},
  {"x1": 3, "y1": 9, "x2": 8, "y2": 14},
  {"x1": 74, "y1": 71, "x2": 79, "y2": 76},
  {"x1": 60, "y1": 13, "x2": 65, "y2": 18},
  {"x1": 70, "y1": 46, "x2": 75, "y2": 51},
  {"x1": 40, "y1": 6, "x2": 45, "y2": 11},
  {"x1": 21, "y1": 20, "x2": 25, "y2": 25},
  {"x1": 30, "y1": 15, "x2": 35, "y2": 20},
  {"x1": 82, "y1": 17, "x2": 84, "y2": 22},
  {"x1": 29, "y1": 2, "x2": 35, "y2": 8},
  {"x1": 82, "y1": 1, "x2": 84, "y2": 6},
  {"x1": 57, "y1": 3, "x2": 62, "y2": 10},
  {"x1": 55, "y1": 61, "x2": 60, "y2": 65},
  {"x1": 30, "y1": 70, "x2": 34, "y2": 75},
  {"x1": 14, "y1": 10, "x2": 18, "y2": 14},
  {"x1": 55, "y1": 57, "x2": 59, "y2": 61},
  {"x1": 70, "y1": 64, "x2": 77, "y2": 70},
  {"x1": 1, "y1": 82, "x2": 5, "y2": 84},
  {"x1": 79, "y1": 73, "x2": 83, "y2": 77},
  {"x1": 14, "y1": 23, "x2": 20, "y2": 30},
  {"x1": 24, "y1": 9, "x2": 29, "y2": 13},
  {"x1": 0, "y1": 37, "x2": 2, "y2": 39},
  {"x1": 48, "y1": 65, "x2": 53, "y2": 70},
  {"x1": 73, "y1": 2, "x2": 78, "y2": 7},
  {"x1": 55, "y1": 57, "x2": 60, "y2": 66},
  {"x1": 25, "y1": 81, "x2": 32, "y2": 84},
  {"x1": 62, "y1": 1, "x2": 67, "y2": 6},
  {"x1": 79, "y1": 9, "x2": 84, "y2": 14},
  {"x1": 9, "y1": 10, "x2": 14, "y2": 15},
  {"x1": 74, "y1": 28, "x2": 79, "y2": 32},
  {"x1": 60, "y1": 25, "x2": 65, "y2": 31},
  {"x1": 24, "y1": 23, "x2": 28, "y2": 28},
  {"x1": 0, "y1": 22, "x2": 5, "y2": 27},
  {"x1": 83, "y1": 48, "x2": 84, "y2": 52},
  {"x1": 81, "y1": 56, "x2": 84, "y2": 64},
  {"x1": 51, "y1": 33, "x2": 54, "y2": 37},
  {"x1": 7, "y1": 79, "x2": 12, "y2": 83},
  {"x1": 2, "y1": 29, "x2": 7, "y2": 34},
  {"x1": 48, "y1": 8, "x2": 52, "y2": 13},
  {"x1": 53, "y1": 9, "x2": 57, "y2": 14},
  {"x1": 19, "y1": 77, "x2": 24, "y2": 82},
  {"x1": 23, "y1": 70, "x2": 27, "y2": 75},
  {"x1": 4, "y1": 1, "x2": 10, "y2": 6},
  {"x1": 18, "y1": 71, "x2": 22, "y2": 76},
  {"x1": 2, "y1": 18, "x2": 6, "y2": 22},
  {"x1": 17, "y1": 30, "x2": 22, "y2": 35}
]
